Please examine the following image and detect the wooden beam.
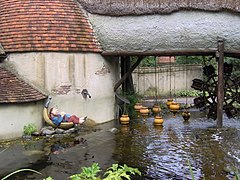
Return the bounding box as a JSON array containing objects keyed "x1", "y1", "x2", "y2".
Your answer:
[
  {"x1": 102, "y1": 49, "x2": 240, "y2": 58},
  {"x1": 114, "y1": 56, "x2": 144, "y2": 92},
  {"x1": 216, "y1": 40, "x2": 224, "y2": 128},
  {"x1": 103, "y1": 49, "x2": 217, "y2": 56}
]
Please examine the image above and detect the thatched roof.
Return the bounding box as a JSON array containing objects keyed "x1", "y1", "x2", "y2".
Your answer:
[
  {"x1": 78, "y1": 0, "x2": 240, "y2": 16},
  {"x1": 88, "y1": 11, "x2": 240, "y2": 57}
]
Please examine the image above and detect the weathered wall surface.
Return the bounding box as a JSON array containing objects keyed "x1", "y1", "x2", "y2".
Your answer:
[
  {"x1": 5, "y1": 52, "x2": 119, "y2": 124},
  {"x1": 0, "y1": 101, "x2": 44, "y2": 140},
  {"x1": 89, "y1": 11, "x2": 240, "y2": 52},
  {"x1": 133, "y1": 65, "x2": 202, "y2": 96}
]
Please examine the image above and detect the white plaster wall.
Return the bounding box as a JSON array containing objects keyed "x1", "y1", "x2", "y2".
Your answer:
[
  {"x1": 6, "y1": 52, "x2": 119, "y2": 123},
  {"x1": 133, "y1": 65, "x2": 202, "y2": 96},
  {"x1": 89, "y1": 11, "x2": 240, "y2": 52},
  {"x1": 0, "y1": 101, "x2": 43, "y2": 140}
]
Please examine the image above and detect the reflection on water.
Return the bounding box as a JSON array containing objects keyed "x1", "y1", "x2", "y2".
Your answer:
[
  {"x1": 0, "y1": 110, "x2": 240, "y2": 179},
  {"x1": 114, "y1": 111, "x2": 240, "y2": 180}
]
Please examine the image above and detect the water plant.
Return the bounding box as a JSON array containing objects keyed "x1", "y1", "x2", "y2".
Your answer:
[
  {"x1": 233, "y1": 167, "x2": 239, "y2": 180},
  {"x1": 23, "y1": 123, "x2": 37, "y2": 135},
  {"x1": 2, "y1": 163, "x2": 141, "y2": 180},
  {"x1": 70, "y1": 162, "x2": 101, "y2": 180},
  {"x1": 103, "y1": 163, "x2": 141, "y2": 180},
  {"x1": 187, "y1": 159, "x2": 195, "y2": 180},
  {"x1": 70, "y1": 163, "x2": 141, "y2": 180}
]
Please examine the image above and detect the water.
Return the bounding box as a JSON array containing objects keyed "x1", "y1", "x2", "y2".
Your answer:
[{"x1": 0, "y1": 109, "x2": 240, "y2": 180}]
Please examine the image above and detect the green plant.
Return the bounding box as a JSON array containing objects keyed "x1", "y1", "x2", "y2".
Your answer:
[
  {"x1": 70, "y1": 163, "x2": 141, "y2": 180},
  {"x1": 104, "y1": 163, "x2": 141, "y2": 180},
  {"x1": 122, "y1": 92, "x2": 143, "y2": 119},
  {"x1": 70, "y1": 162, "x2": 101, "y2": 180},
  {"x1": 232, "y1": 167, "x2": 239, "y2": 180},
  {"x1": 131, "y1": 56, "x2": 156, "y2": 67},
  {"x1": 2, "y1": 163, "x2": 141, "y2": 180},
  {"x1": 43, "y1": 177, "x2": 54, "y2": 180},
  {"x1": 158, "y1": 102, "x2": 166, "y2": 110},
  {"x1": 175, "y1": 90, "x2": 204, "y2": 97},
  {"x1": 23, "y1": 123, "x2": 37, "y2": 135},
  {"x1": 187, "y1": 159, "x2": 195, "y2": 180},
  {"x1": 175, "y1": 56, "x2": 205, "y2": 65}
]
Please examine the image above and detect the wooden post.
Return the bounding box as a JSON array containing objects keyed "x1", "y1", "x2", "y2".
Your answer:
[
  {"x1": 114, "y1": 56, "x2": 144, "y2": 92},
  {"x1": 216, "y1": 40, "x2": 224, "y2": 128}
]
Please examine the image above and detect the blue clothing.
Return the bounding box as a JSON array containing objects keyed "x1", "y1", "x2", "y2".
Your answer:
[{"x1": 51, "y1": 114, "x2": 71, "y2": 126}]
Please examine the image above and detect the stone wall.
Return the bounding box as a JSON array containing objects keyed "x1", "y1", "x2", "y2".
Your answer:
[
  {"x1": 0, "y1": 101, "x2": 44, "y2": 140},
  {"x1": 132, "y1": 64, "x2": 202, "y2": 97},
  {"x1": 5, "y1": 52, "x2": 119, "y2": 124}
]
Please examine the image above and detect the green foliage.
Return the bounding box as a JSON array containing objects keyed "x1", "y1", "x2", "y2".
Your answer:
[
  {"x1": 131, "y1": 55, "x2": 240, "y2": 72},
  {"x1": 158, "y1": 102, "x2": 167, "y2": 110},
  {"x1": 2, "y1": 163, "x2": 141, "y2": 180},
  {"x1": 140, "y1": 56, "x2": 156, "y2": 67},
  {"x1": 236, "y1": 172, "x2": 239, "y2": 180},
  {"x1": 175, "y1": 90, "x2": 203, "y2": 97},
  {"x1": 23, "y1": 123, "x2": 37, "y2": 135},
  {"x1": 176, "y1": 56, "x2": 205, "y2": 65},
  {"x1": 70, "y1": 163, "x2": 101, "y2": 180},
  {"x1": 43, "y1": 177, "x2": 54, "y2": 180},
  {"x1": 225, "y1": 57, "x2": 240, "y2": 77},
  {"x1": 187, "y1": 159, "x2": 195, "y2": 180},
  {"x1": 232, "y1": 167, "x2": 239, "y2": 180},
  {"x1": 104, "y1": 164, "x2": 141, "y2": 180},
  {"x1": 131, "y1": 56, "x2": 156, "y2": 67},
  {"x1": 70, "y1": 163, "x2": 141, "y2": 180},
  {"x1": 123, "y1": 93, "x2": 143, "y2": 119}
]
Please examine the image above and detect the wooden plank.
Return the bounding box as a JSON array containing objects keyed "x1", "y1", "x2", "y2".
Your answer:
[
  {"x1": 102, "y1": 49, "x2": 240, "y2": 58},
  {"x1": 114, "y1": 56, "x2": 144, "y2": 92},
  {"x1": 216, "y1": 40, "x2": 224, "y2": 128},
  {"x1": 103, "y1": 49, "x2": 217, "y2": 56}
]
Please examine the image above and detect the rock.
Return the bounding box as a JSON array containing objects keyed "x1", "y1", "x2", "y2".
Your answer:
[
  {"x1": 55, "y1": 128, "x2": 65, "y2": 134},
  {"x1": 23, "y1": 150, "x2": 45, "y2": 156},
  {"x1": 64, "y1": 128, "x2": 76, "y2": 134},
  {"x1": 32, "y1": 131, "x2": 40, "y2": 136},
  {"x1": 109, "y1": 128, "x2": 119, "y2": 134},
  {"x1": 44, "y1": 126, "x2": 55, "y2": 130},
  {"x1": 53, "y1": 134, "x2": 65, "y2": 138},
  {"x1": 22, "y1": 135, "x2": 33, "y2": 141},
  {"x1": 41, "y1": 129, "x2": 55, "y2": 136}
]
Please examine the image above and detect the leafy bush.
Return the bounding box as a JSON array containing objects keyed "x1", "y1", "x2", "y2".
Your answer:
[
  {"x1": 2, "y1": 163, "x2": 141, "y2": 180},
  {"x1": 175, "y1": 90, "x2": 204, "y2": 97},
  {"x1": 131, "y1": 56, "x2": 156, "y2": 67},
  {"x1": 121, "y1": 92, "x2": 143, "y2": 119},
  {"x1": 104, "y1": 163, "x2": 141, "y2": 180},
  {"x1": 175, "y1": 56, "x2": 205, "y2": 65},
  {"x1": 70, "y1": 163, "x2": 101, "y2": 180},
  {"x1": 70, "y1": 163, "x2": 141, "y2": 180},
  {"x1": 23, "y1": 123, "x2": 37, "y2": 135}
]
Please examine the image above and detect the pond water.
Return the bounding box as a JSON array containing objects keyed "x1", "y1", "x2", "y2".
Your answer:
[{"x1": 0, "y1": 109, "x2": 240, "y2": 180}]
